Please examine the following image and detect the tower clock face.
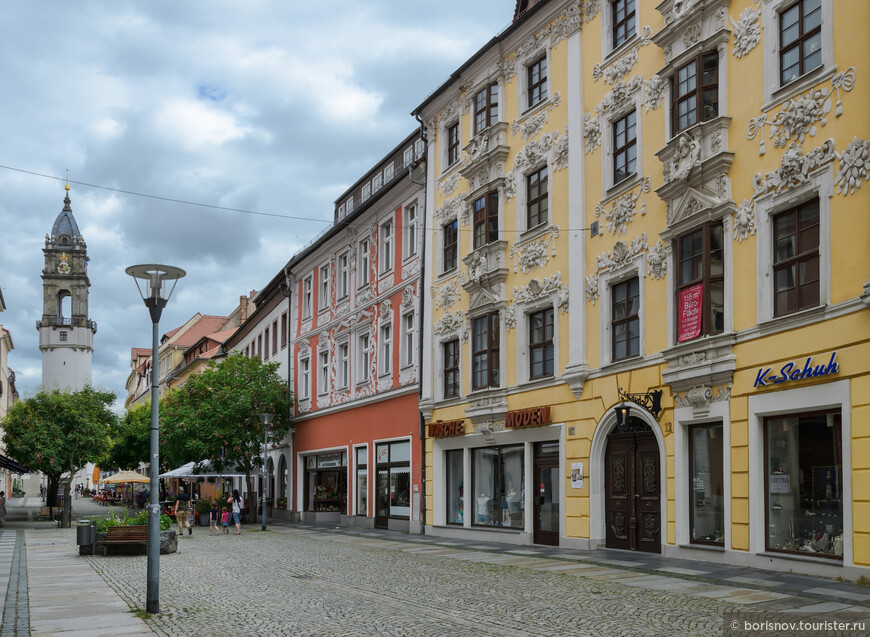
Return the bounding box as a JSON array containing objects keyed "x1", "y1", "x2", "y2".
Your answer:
[{"x1": 57, "y1": 253, "x2": 71, "y2": 275}]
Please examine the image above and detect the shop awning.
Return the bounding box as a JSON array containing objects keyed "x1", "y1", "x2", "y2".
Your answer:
[
  {"x1": 160, "y1": 460, "x2": 251, "y2": 479},
  {"x1": 0, "y1": 453, "x2": 28, "y2": 474}
]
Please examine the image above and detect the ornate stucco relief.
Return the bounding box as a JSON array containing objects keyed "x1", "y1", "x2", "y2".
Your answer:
[
  {"x1": 732, "y1": 199, "x2": 757, "y2": 243},
  {"x1": 431, "y1": 277, "x2": 460, "y2": 310},
  {"x1": 592, "y1": 26, "x2": 653, "y2": 85},
  {"x1": 508, "y1": 226, "x2": 561, "y2": 274},
  {"x1": 834, "y1": 136, "x2": 870, "y2": 196},
  {"x1": 647, "y1": 240, "x2": 669, "y2": 280},
  {"x1": 586, "y1": 234, "x2": 651, "y2": 305},
  {"x1": 594, "y1": 176, "x2": 652, "y2": 235},
  {"x1": 583, "y1": 0, "x2": 599, "y2": 22},
  {"x1": 434, "y1": 194, "x2": 463, "y2": 225},
  {"x1": 511, "y1": 93, "x2": 562, "y2": 140},
  {"x1": 513, "y1": 272, "x2": 569, "y2": 314},
  {"x1": 746, "y1": 67, "x2": 856, "y2": 155},
  {"x1": 433, "y1": 309, "x2": 469, "y2": 342},
  {"x1": 584, "y1": 112, "x2": 601, "y2": 154},
  {"x1": 752, "y1": 139, "x2": 835, "y2": 197},
  {"x1": 514, "y1": 127, "x2": 569, "y2": 172},
  {"x1": 438, "y1": 173, "x2": 460, "y2": 196},
  {"x1": 730, "y1": 0, "x2": 762, "y2": 59},
  {"x1": 643, "y1": 75, "x2": 665, "y2": 112}
]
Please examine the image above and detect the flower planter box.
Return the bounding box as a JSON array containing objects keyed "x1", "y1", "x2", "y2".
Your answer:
[{"x1": 78, "y1": 529, "x2": 178, "y2": 556}]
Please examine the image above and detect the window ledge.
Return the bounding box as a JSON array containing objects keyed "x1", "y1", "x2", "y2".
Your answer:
[
  {"x1": 678, "y1": 543, "x2": 725, "y2": 552},
  {"x1": 513, "y1": 376, "x2": 557, "y2": 393},
  {"x1": 520, "y1": 94, "x2": 556, "y2": 120},
  {"x1": 519, "y1": 222, "x2": 554, "y2": 243},
  {"x1": 439, "y1": 160, "x2": 462, "y2": 181},
  {"x1": 764, "y1": 65, "x2": 836, "y2": 113},
  {"x1": 605, "y1": 173, "x2": 642, "y2": 201},
  {"x1": 603, "y1": 34, "x2": 640, "y2": 66},
  {"x1": 757, "y1": 551, "x2": 843, "y2": 566},
  {"x1": 757, "y1": 304, "x2": 826, "y2": 336}
]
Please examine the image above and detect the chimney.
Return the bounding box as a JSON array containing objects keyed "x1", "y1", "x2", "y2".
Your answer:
[{"x1": 239, "y1": 295, "x2": 248, "y2": 323}]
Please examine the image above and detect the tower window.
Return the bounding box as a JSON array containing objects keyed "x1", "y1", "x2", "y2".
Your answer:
[{"x1": 59, "y1": 331, "x2": 68, "y2": 342}]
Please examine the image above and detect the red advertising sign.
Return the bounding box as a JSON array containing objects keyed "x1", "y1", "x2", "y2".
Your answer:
[{"x1": 678, "y1": 283, "x2": 703, "y2": 342}]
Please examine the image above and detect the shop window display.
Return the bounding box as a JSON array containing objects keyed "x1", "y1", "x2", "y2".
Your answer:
[
  {"x1": 304, "y1": 451, "x2": 347, "y2": 513},
  {"x1": 765, "y1": 410, "x2": 842, "y2": 559},
  {"x1": 689, "y1": 423, "x2": 724, "y2": 545},
  {"x1": 446, "y1": 449, "x2": 464, "y2": 524},
  {"x1": 472, "y1": 445, "x2": 524, "y2": 529}
]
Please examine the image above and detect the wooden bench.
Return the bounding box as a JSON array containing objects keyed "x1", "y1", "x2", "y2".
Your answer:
[{"x1": 103, "y1": 526, "x2": 148, "y2": 554}]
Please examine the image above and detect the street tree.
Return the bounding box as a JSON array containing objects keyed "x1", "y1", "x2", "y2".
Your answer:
[
  {"x1": 161, "y1": 352, "x2": 293, "y2": 507},
  {"x1": 104, "y1": 401, "x2": 151, "y2": 471},
  {"x1": 1, "y1": 386, "x2": 116, "y2": 517}
]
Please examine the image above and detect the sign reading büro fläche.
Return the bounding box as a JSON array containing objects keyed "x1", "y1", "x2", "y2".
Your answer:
[{"x1": 754, "y1": 352, "x2": 839, "y2": 388}]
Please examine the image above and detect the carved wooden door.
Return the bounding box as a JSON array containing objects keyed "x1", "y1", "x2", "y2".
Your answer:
[{"x1": 604, "y1": 430, "x2": 661, "y2": 553}]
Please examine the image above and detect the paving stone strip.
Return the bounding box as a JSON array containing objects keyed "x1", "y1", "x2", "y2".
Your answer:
[{"x1": 0, "y1": 531, "x2": 28, "y2": 637}]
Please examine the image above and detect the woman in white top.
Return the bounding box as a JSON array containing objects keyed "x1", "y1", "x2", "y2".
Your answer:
[{"x1": 227, "y1": 489, "x2": 244, "y2": 535}]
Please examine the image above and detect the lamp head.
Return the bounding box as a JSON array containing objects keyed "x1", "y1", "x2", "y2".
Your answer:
[
  {"x1": 616, "y1": 403, "x2": 631, "y2": 426},
  {"x1": 258, "y1": 412, "x2": 275, "y2": 427},
  {"x1": 126, "y1": 264, "x2": 186, "y2": 322}
]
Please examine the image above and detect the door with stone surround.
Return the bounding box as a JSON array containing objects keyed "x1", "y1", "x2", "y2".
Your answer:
[{"x1": 604, "y1": 421, "x2": 661, "y2": 553}]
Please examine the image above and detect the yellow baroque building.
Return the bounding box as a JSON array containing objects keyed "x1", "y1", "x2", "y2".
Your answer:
[{"x1": 417, "y1": 0, "x2": 870, "y2": 578}]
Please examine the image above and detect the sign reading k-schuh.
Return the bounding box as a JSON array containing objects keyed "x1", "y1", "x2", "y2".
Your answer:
[{"x1": 754, "y1": 352, "x2": 839, "y2": 388}]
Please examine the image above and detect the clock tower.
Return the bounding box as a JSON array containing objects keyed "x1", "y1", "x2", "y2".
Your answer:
[{"x1": 38, "y1": 185, "x2": 96, "y2": 389}]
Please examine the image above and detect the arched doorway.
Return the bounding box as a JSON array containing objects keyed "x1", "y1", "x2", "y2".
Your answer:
[
  {"x1": 278, "y1": 455, "x2": 287, "y2": 501},
  {"x1": 267, "y1": 457, "x2": 275, "y2": 506},
  {"x1": 603, "y1": 416, "x2": 661, "y2": 553}
]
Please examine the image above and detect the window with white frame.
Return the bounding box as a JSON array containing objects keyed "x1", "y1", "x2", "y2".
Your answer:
[
  {"x1": 358, "y1": 239, "x2": 370, "y2": 287},
  {"x1": 472, "y1": 311, "x2": 500, "y2": 390},
  {"x1": 380, "y1": 323, "x2": 392, "y2": 376},
  {"x1": 613, "y1": 110, "x2": 637, "y2": 185},
  {"x1": 443, "y1": 338, "x2": 460, "y2": 398},
  {"x1": 384, "y1": 162, "x2": 394, "y2": 182},
  {"x1": 380, "y1": 219, "x2": 394, "y2": 274},
  {"x1": 299, "y1": 357, "x2": 310, "y2": 400},
  {"x1": 415, "y1": 138, "x2": 425, "y2": 159},
  {"x1": 373, "y1": 172, "x2": 383, "y2": 192},
  {"x1": 403, "y1": 146, "x2": 413, "y2": 168},
  {"x1": 337, "y1": 252, "x2": 349, "y2": 299},
  {"x1": 338, "y1": 203, "x2": 346, "y2": 219},
  {"x1": 611, "y1": 0, "x2": 636, "y2": 50},
  {"x1": 526, "y1": 166, "x2": 548, "y2": 229},
  {"x1": 672, "y1": 52, "x2": 719, "y2": 135},
  {"x1": 529, "y1": 307, "x2": 555, "y2": 379},
  {"x1": 302, "y1": 276, "x2": 313, "y2": 318},
  {"x1": 357, "y1": 332, "x2": 370, "y2": 383},
  {"x1": 362, "y1": 182, "x2": 371, "y2": 202},
  {"x1": 443, "y1": 220, "x2": 458, "y2": 273},
  {"x1": 527, "y1": 56, "x2": 548, "y2": 109},
  {"x1": 473, "y1": 191, "x2": 499, "y2": 249},
  {"x1": 318, "y1": 350, "x2": 330, "y2": 395},
  {"x1": 263, "y1": 327, "x2": 269, "y2": 360},
  {"x1": 474, "y1": 83, "x2": 499, "y2": 134},
  {"x1": 446, "y1": 122, "x2": 460, "y2": 166},
  {"x1": 346, "y1": 196, "x2": 354, "y2": 214},
  {"x1": 404, "y1": 204, "x2": 418, "y2": 259},
  {"x1": 402, "y1": 311, "x2": 415, "y2": 368},
  {"x1": 612, "y1": 276, "x2": 640, "y2": 361},
  {"x1": 762, "y1": 0, "x2": 832, "y2": 103},
  {"x1": 319, "y1": 265, "x2": 330, "y2": 310},
  {"x1": 338, "y1": 341, "x2": 349, "y2": 389}
]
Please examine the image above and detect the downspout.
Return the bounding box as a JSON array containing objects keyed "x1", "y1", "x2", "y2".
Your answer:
[
  {"x1": 281, "y1": 266, "x2": 294, "y2": 518},
  {"x1": 412, "y1": 113, "x2": 427, "y2": 535}
]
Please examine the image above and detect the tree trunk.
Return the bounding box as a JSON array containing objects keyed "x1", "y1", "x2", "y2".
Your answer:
[
  {"x1": 46, "y1": 474, "x2": 60, "y2": 509},
  {"x1": 61, "y1": 479, "x2": 72, "y2": 528},
  {"x1": 245, "y1": 474, "x2": 254, "y2": 523}
]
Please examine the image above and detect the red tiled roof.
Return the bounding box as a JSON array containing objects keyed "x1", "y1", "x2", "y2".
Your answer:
[{"x1": 167, "y1": 316, "x2": 229, "y2": 348}]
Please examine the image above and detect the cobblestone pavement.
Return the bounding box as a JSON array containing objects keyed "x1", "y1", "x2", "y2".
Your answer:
[{"x1": 54, "y1": 524, "x2": 750, "y2": 637}]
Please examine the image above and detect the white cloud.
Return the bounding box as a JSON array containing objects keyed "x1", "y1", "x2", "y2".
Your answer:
[{"x1": 151, "y1": 98, "x2": 257, "y2": 149}]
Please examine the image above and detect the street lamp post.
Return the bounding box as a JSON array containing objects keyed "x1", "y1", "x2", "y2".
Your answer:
[
  {"x1": 126, "y1": 264, "x2": 185, "y2": 615},
  {"x1": 258, "y1": 412, "x2": 274, "y2": 531}
]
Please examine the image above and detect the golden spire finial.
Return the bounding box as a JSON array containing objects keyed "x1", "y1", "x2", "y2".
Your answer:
[{"x1": 65, "y1": 169, "x2": 70, "y2": 192}]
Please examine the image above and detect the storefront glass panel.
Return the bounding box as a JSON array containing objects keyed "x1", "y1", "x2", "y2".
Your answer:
[
  {"x1": 765, "y1": 410, "x2": 842, "y2": 559},
  {"x1": 304, "y1": 452, "x2": 348, "y2": 513},
  {"x1": 689, "y1": 423, "x2": 724, "y2": 545},
  {"x1": 472, "y1": 445, "x2": 524, "y2": 529},
  {"x1": 446, "y1": 449, "x2": 464, "y2": 524},
  {"x1": 356, "y1": 447, "x2": 367, "y2": 516}
]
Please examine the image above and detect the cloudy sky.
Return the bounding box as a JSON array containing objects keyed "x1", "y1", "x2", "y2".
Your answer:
[{"x1": 0, "y1": 1, "x2": 511, "y2": 408}]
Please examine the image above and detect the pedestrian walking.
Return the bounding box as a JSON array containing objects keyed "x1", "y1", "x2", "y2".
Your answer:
[
  {"x1": 220, "y1": 507, "x2": 230, "y2": 534},
  {"x1": 0, "y1": 491, "x2": 6, "y2": 528},
  {"x1": 227, "y1": 489, "x2": 244, "y2": 535},
  {"x1": 174, "y1": 487, "x2": 192, "y2": 537},
  {"x1": 209, "y1": 501, "x2": 219, "y2": 535}
]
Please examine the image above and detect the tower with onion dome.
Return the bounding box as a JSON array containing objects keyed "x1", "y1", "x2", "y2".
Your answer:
[{"x1": 38, "y1": 185, "x2": 96, "y2": 390}]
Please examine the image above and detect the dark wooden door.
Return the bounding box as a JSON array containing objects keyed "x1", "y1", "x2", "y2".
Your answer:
[
  {"x1": 605, "y1": 430, "x2": 661, "y2": 553},
  {"x1": 533, "y1": 458, "x2": 560, "y2": 546}
]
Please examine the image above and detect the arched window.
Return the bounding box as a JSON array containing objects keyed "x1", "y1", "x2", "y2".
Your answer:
[{"x1": 278, "y1": 455, "x2": 288, "y2": 500}]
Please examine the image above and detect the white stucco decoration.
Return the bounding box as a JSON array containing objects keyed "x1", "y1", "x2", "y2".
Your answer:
[
  {"x1": 732, "y1": 199, "x2": 757, "y2": 243},
  {"x1": 730, "y1": 2, "x2": 762, "y2": 59},
  {"x1": 834, "y1": 136, "x2": 870, "y2": 196}
]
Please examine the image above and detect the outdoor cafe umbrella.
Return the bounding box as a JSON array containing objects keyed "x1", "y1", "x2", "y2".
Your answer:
[{"x1": 102, "y1": 470, "x2": 150, "y2": 484}]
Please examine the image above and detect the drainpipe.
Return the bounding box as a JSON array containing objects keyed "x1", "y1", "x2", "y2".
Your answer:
[
  {"x1": 281, "y1": 266, "x2": 294, "y2": 517},
  {"x1": 413, "y1": 113, "x2": 427, "y2": 535}
]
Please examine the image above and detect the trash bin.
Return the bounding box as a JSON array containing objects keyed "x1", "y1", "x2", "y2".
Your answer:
[{"x1": 76, "y1": 521, "x2": 95, "y2": 545}]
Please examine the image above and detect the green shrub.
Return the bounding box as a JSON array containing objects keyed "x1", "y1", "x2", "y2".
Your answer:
[
  {"x1": 95, "y1": 511, "x2": 172, "y2": 532},
  {"x1": 194, "y1": 497, "x2": 212, "y2": 514}
]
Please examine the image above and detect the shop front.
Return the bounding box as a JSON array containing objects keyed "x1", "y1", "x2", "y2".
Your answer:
[
  {"x1": 375, "y1": 438, "x2": 412, "y2": 531},
  {"x1": 429, "y1": 406, "x2": 563, "y2": 546},
  {"x1": 303, "y1": 450, "x2": 347, "y2": 522}
]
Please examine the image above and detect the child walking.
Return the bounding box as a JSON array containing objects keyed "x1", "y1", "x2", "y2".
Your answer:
[
  {"x1": 220, "y1": 507, "x2": 230, "y2": 534},
  {"x1": 209, "y1": 502, "x2": 219, "y2": 535}
]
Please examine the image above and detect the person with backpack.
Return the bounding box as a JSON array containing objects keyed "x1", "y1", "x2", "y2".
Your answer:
[{"x1": 227, "y1": 489, "x2": 244, "y2": 535}]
